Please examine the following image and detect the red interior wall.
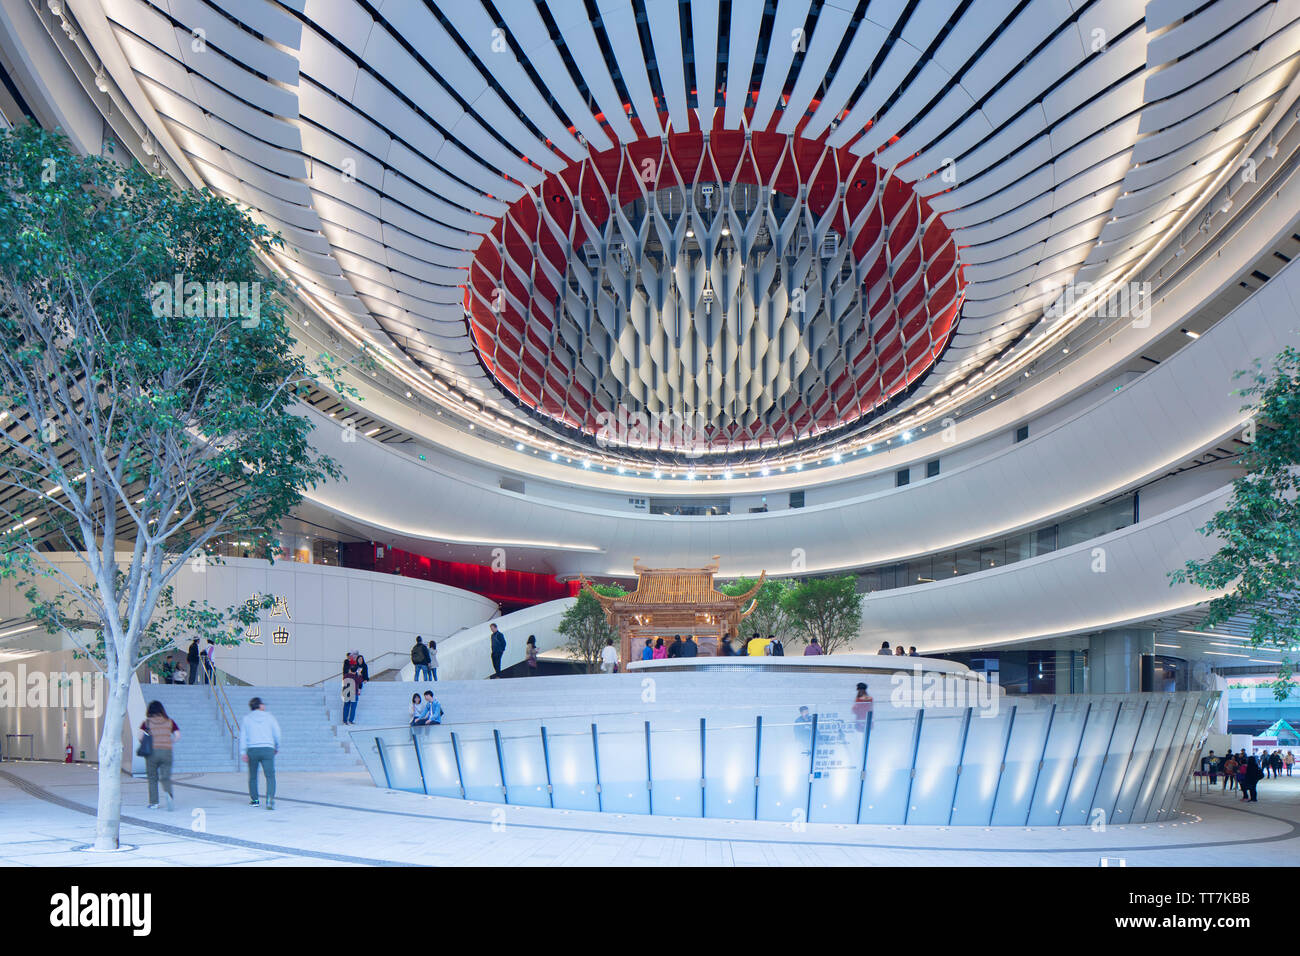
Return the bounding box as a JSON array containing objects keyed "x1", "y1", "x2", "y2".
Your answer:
[{"x1": 338, "y1": 543, "x2": 579, "y2": 607}]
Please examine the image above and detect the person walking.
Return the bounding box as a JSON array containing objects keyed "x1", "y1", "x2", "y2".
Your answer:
[
  {"x1": 489, "y1": 623, "x2": 506, "y2": 677},
  {"x1": 1241, "y1": 755, "x2": 1263, "y2": 802},
  {"x1": 186, "y1": 639, "x2": 200, "y2": 685},
  {"x1": 239, "y1": 697, "x2": 281, "y2": 809},
  {"x1": 851, "y1": 682, "x2": 872, "y2": 733},
  {"x1": 600, "y1": 638, "x2": 618, "y2": 674},
  {"x1": 1204, "y1": 750, "x2": 1219, "y2": 786},
  {"x1": 1286, "y1": 751, "x2": 1294, "y2": 776},
  {"x1": 1222, "y1": 754, "x2": 1238, "y2": 791},
  {"x1": 411, "y1": 637, "x2": 432, "y2": 682},
  {"x1": 139, "y1": 701, "x2": 180, "y2": 811},
  {"x1": 525, "y1": 635, "x2": 539, "y2": 676},
  {"x1": 804, "y1": 636, "x2": 823, "y2": 656}
]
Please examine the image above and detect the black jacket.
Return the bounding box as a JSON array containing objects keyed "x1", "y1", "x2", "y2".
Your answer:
[{"x1": 679, "y1": 640, "x2": 698, "y2": 658}]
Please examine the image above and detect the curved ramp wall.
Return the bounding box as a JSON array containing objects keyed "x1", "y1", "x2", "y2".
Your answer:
[
  {"x1": 0, "y1": 555, "x2": 498, "y2": 686},
  {"x1": 353, "y1": 677, "x2": 1217, "y2": 827}
]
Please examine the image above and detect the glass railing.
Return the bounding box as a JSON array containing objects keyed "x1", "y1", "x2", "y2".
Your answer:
[{"x1": 351, "y1": 691, "x2": 1217, "y2": 827}]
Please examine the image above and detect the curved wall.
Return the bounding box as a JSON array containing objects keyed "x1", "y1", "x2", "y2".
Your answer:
[
  {"x1": 301, "y1": 245, "x2": 1298, "y2": 578},
  {"x1": 353, "y1": 677, "x2": 1217, "y2": 828},
  {"x1": 0, "y1": 556, "x2": 499, "y2": 686}
]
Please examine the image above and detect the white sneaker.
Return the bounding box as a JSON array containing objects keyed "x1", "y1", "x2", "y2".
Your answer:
[{"x1": 147, "y1": 803, "x2": 160, "y2": 810}]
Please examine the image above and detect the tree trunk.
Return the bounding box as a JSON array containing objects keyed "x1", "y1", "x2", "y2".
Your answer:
[{"x1": 93, "y1": 672, "x2": 129, "y2": 851}]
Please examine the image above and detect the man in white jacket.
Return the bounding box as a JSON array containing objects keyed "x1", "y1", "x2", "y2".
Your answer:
[{"x1": 239, "y1": 697, "x2": 282, "y2": 809}]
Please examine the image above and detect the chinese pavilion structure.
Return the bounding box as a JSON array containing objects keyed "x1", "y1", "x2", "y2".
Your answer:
[{"x1": 579, "y1": 557, "x2": 766, "y2": 664}]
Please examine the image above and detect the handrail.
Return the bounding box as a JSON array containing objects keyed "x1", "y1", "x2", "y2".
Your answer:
[
  {"x1": 204, "y1": 667, "x2": 241, "y2": 759},
  {"x1": 303, "y1": 648, "x2": 414, "y2": 687}
]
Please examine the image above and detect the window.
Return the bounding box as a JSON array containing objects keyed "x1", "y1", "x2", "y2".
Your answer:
[
  {"x1": 1015, "y1": 424, "x2": 1029, "y2": 443},
  {"x1": 895, "y1": 468, "x2": 910, "y2": 487},
  {"x1": 789, "y1": 490, "x2": 805, "y2": 508},
  {"x1": 499, "y1": 477, "x2": 525, "y2": 494},
  {"x1": 926, "y1": 459, "x2": 940, "y2": 478}
]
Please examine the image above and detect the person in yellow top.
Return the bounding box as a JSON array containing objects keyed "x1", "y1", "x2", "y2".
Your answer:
[{"x1": 747, "y1": 631, "x2": 770, "y2": 656}]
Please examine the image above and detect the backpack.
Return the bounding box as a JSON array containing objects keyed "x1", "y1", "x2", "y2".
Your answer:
[
  {"x1": 411, "y1": 643, "x2": 428, "y2": 665},
  {"x1": 771, "y1": 640, "x2": 784, "y2": 657}
]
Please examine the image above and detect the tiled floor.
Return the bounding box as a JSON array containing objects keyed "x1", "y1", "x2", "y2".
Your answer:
[{"x1": 1, "y1": 761, "x2": 1297, "y2": 866}]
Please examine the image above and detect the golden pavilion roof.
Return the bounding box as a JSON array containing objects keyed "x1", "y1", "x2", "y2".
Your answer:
[{"x1": 579, "y1": 557, "x2": 765, "y2": 609}]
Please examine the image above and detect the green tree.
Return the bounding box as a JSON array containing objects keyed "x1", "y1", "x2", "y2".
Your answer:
[
  {"x1": 782, "y1": 576, "x2": 863, "y2": 654},
  {"x1": 721, "y1": 576, "x2": 795, "y2": 643},
  {"x1": 0, "y1": 125, "x2": 347, "y2": 849},
  {"x1": 558, "y1": 584, "x2": 625, "y2": 673},
  {"x1": 1172, "y1": 347, "x2": 1300, "y2": 700}
]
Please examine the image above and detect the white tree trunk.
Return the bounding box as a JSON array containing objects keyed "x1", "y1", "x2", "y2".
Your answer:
[{"x1": 93, "y1": 669, "x2": 130, "y2": 851}]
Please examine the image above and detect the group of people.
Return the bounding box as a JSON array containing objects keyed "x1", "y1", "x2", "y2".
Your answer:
[
  {"x1": 878, "y1": 642, "x2": 920, "y2": 657},
  {"x1": 135, "y1": 696, "x2": 282, "y2": 810},
  {"x1": 341, "y1": 651, "x2": 369, "y2": 725},
  {"x1": 163, "y1": 638, "x2": 217, "y2": 684},
  {"x1": 1202, "y1": 749, "x2": 1295, "y2": 802},
  {"x1": 636, "y1": 631, "x2": 804, "y2": 660}
]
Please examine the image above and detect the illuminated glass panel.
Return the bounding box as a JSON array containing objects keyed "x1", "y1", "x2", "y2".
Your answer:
[
  {"x1": 497, "y1": 720, "x2": 551, "y2": 807},
  {"x1": 1028, "y1": 698, "x2": 1091, "y2": 826},
  {"x1": 858, "y1": 709, "x2": 920, "y2": 824},
  {"x1": 595, "y1": 716, "x2": 651, "y2": 814},
  {"x1": 544, "y1": 718, "x2": 601, "y2": 811},
  {"x1": 649, "y1": 714, "x2": 703, "y2": 817},
  {"x1": 906, "y1": 711, "x2": 966, "y2": 825},
  {"x1": 412, "y1": 726, "x2": 464, "y2": 798},
  {"x1": 950, "y1": 707, "x2": 1013, "y2": 826},
  {"x1": 990, "y1": 703, "x2": 1052, "y2": 826},
  {"x1": 1059, "y1": 697, "x2": 1123, "y2": 826},
  {"x1": 704, "y1": 714, "x2": 758, "y2": 819},
  {"x1": 756, "y1": 711, "x2": 813, "y2": 823}
]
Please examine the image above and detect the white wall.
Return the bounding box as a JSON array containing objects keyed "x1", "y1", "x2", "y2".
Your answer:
[{"x1": 0, "y1": 555, "x2": 499, "y2": 687}]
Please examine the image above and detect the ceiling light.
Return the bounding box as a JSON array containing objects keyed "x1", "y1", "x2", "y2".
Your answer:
[
  {"x1": 582, "y1": 460, "x2": 591, "y2": 469},
  {"x1": 1182, "y1": 329, "x2": 1200, "y2": 339},
  {"x1": 901, "y1": 430, "x2": 912, "y2": 441},
  {"x1": 721, "y1": 227, "x2": 730, "y2": 236},
  {"x1": 686, "y1": 229, "x2": 694, "y2": 238},
  {"x1": 514, "y1": 443, "x2": 524, "y2": 451},
  {"x1": 550, "y1": 453, "x2": 558, "y2": 461},
  {"x1": 653, "y1": 470, "x2": 662, "y2": 478}
]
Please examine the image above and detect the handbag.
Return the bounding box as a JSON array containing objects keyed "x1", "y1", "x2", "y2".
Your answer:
[{"x1": 136, "y1": 727, "x2": 153, "y2": 757}]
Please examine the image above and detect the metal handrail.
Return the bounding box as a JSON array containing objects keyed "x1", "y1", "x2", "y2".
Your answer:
[
  {"x1": 204, "y1": 667, "x2": 241, "y2": 758},
  {"x1": 303, "y1": 649, "x2": 413, "y2": 687}
]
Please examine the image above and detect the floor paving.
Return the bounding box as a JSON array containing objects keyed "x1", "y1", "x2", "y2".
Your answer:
[{"x1": 0, "y1": 761, "x2": 1296, "y2": 866}]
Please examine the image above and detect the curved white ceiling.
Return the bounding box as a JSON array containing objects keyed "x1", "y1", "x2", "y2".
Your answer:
[{"x1": 70, "y1": 0, "x2": 1300, "y2": 465}]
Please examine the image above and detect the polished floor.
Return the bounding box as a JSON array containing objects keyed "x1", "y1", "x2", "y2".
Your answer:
[{"x1": 0, "y1": 761, "x2": 1296, "y2": 866}]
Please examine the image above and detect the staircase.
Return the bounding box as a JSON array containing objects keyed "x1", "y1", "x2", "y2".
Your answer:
[{"x1": 142, "y1": 684, "x2": 363, "y2": 772}]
